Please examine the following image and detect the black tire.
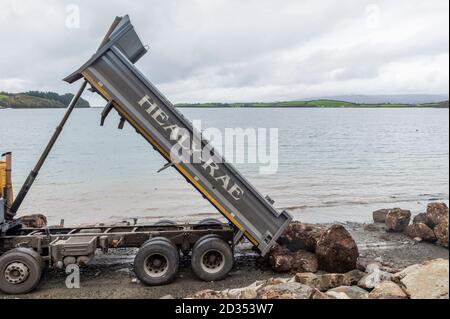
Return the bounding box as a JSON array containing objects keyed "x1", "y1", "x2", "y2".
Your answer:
[
  {"x1": 3, "y1": 248, "x2": 45, "y2": 269},
  {"x1": 198, "y1": 218, "x2": 222, "y2": 225},
  {"x1": 154, "y1": 219, "x2": 177, "y2": 226},
  {"x1": 191, "y1": 235, "x2": 234, "y2": 282},
  {"x1": 134, "y1": 240, "x2": 179, "y2": 286},
  {"x1": 0, "y1": 250, "x2": 42, "y2": 294},
  {"x1": 141, "y1": 236, "x2": 174, "y2": 249}
]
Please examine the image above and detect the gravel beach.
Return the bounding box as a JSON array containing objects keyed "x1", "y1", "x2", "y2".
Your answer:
[{"x1": 1, "y1": 221, "x2": 447, "y2": 299}]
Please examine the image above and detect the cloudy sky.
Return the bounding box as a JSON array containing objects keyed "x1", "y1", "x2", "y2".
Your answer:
[{"x1": 0, "y1": 0, "x2": 448, "y2": 105}]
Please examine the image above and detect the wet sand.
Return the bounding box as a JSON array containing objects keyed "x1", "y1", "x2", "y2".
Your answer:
[{"x1": 1, "y1": 222, "x2": 448, "y2": 299}]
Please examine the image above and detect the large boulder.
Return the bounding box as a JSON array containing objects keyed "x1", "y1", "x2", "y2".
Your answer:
[
  {"x1": 278, "y1": 222, "x2": 326, "y2": 252},
  {"x1": 385, "y1": 208, "x2": 411, "y2": 233},
  {"x1": 226, "y1": 280, "x2": 266, "y2": 299},
  {"x1": 317, "y1": 272, "x2": 356, "y2": 291},
  {"x1": 369, "y1": 281, "x2": 408, "y2": 299},
  {"x1": 187, "y1": 289, "x2": 229, "y2": 299},
  {"x1": 434, "y1": 221, "x2": 449, "y2": 248},
  {"x1": 373, "y1": 209, "x2": 390, "y2": 223},
  {"x1": 258, "y1": 282, "x2": 314, "y2": 299},
  {"x1": 268, "y1": 245, "x2": 318, "y2": 273},
  {"x1": 265, "y1": 277, "x2": 290, "y2": 285},
  {"x1": 426, "y1": 203, "x2": 449, "y2": 228},
  {"x1": 316, "y1": 225, "x2": 359, "y2": 273},
  {"x1": 295, "y1": 273, "x2": 346, "y2": 291},
  {"x1": 295, "y1": 270, "x2": 365, "y2": 291},
  {"x1": 310, "y1": 289, "x2": 334, "y2": 299},
  {"x1": 268, "y1": 245, "x2": 292, "y2": 272},
  {"x1": 405, "y1": 223, "x2": 437, "y2": 242},
  {"x1": 294, "y1": 273, "x2": 320, "y2": 288},
  {"x1": 356, "y1": 257, "x2": 381, "y2": 272},
  {"x1": 344, "y1": 269, "x2": 367, "y2": 285},
  {"x1": 413, "y1": 212, "x2": 429, "y2": 225},
  {"x1": 20, "y1": 214, "x2": 48, "y2": 228},
  {"x1": 393, "y1": 259, "x2": 449, "y2": 299},
  {"x1": 358, "y1": 269, "x2": 393, "y2": 290},
  {"x1": 326, "y1": 286, "x2": 369, "y2": 299},
  {"x1": 290, "y1": 250, "x2": 318, "y2": 273}
]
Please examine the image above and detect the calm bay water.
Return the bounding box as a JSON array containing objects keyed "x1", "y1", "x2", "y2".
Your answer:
[{"x1": 0, "y1": 107, "x2": 448, "y2": 225}]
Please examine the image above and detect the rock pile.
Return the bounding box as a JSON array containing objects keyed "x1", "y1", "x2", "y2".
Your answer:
[
  {"x1": 186, "y1": 259, "x2": 449, "y2": 299},
  {"x1": 20, "y1": 214, "x2": 48, "y2": 228},
  {"x1": 405, "y1": 223, "x2": 436, "y2": 242},
  {"x1": 268, "y1": 245, "x2": 318, "y2": 273},
  {"x1": 392, "y1": 258, "x2": 449, "y2": 299},
  {"x1": 434, "y1": 222, "x2": 449, "y2": 248},
  {"x1": 385, "y1": 208, "x2": 411, "y2": 232},
  {"x1": 371, "y1": 202, "x2": 449, "y2": 248},
  {"x1": 316, "y1": 225, "x2": 359, "y2": 273},
  {"x1": 271, "y1": 222, "x2": 359, "y2": 274},
  {"x1": 294, "y1": 270, "x2": 365, "y2": 291},
  {"x1": 426, "y1": 203, "x2": 449, "y2": 227},
  {"x1": 277, "y1": 222, "x2": 326, "y2": 252},
  {"x1": 369, "y1": 281, "x2": 408, "y2": 299},
  {"x1": 372, "y1": 209, "x2": 390, "y2": 223}
]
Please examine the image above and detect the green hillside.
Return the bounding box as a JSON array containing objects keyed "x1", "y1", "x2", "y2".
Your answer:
[
  {"x1": 1, "y1": 93, "x2": 447, "y2": 110},
  {"x1": 175, "y1": 99, "x2": 449, "y2": 108},
  {"x1": 0, "y1": 91, "x2": 90, "y2": 109}
]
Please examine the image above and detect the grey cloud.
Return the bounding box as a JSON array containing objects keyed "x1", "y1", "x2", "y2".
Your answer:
[{"x1": 0, "y1": 0, "x2": 448, "y2": 105}]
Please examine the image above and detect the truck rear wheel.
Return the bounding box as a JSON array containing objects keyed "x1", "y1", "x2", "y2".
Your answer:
[
  {"x1": 142, "y1": 236, "x2": 174, "y2": 248},
  {"x1": 134, "y1": 239, "x2": 179, "y2": 286},
  {"x1": 191, "y1": 235, "x2": 233, "y2": 282},
  {"x1": 0, "y1": 249, "x2": 43, "y2": 294}
]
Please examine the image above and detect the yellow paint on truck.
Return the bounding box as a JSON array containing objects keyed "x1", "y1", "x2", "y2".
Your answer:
[{"x1": 0, "y1": 160, "x2": 6, "y2": 196}]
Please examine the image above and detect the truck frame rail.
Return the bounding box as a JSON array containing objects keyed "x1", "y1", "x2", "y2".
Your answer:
[{"x1": 0, "y1": 222, "x2": 234, "y2": 261}]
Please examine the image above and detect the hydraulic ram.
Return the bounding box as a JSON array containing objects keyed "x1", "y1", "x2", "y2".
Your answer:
[{"x1": 64, "y1": 15, "x2": 292, "y2": 256}]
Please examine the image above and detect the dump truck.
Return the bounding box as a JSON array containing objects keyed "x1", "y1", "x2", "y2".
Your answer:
[{"x1": 0, "y1": 15, "x2": 292, "y2": 295}]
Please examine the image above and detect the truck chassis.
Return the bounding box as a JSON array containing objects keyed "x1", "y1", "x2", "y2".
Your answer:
[
  {"x1": 0, "y1": 15, "x2": 292, "y2": 295},
  {"x1": 0, "y1": 220, "x2": 237, "y2": 294}
]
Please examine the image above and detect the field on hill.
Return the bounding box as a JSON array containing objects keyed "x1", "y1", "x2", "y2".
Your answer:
[
  {"x1": 0, "y1": 91, "x2": 90, "y2": 109},
  {"x1": 175, "y1": 99, "x2": 449, "y2": 108}
]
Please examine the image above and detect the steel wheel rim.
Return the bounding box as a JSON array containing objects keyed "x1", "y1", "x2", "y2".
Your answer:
[
  {"x1": 4, "y1": 262, "x2": 30, "y2": 284},
  {"x1": 200, "y1": 250, "x2": 225, "y2": 274},
  {"x1": 143, "y1": 254, "x2": 169, "y2": 278}
]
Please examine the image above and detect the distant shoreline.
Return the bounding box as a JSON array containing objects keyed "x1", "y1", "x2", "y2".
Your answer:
[
  {"x1": 175, "y1": 105, "x2": 450, "y2": 109},
  {"x1": 0, "y1": 91, "x2": 90, "y2": 109},
  {"x1": 2, "y1": 105, "x2": 448, "y2": 109},
  {"x1": 174, "y1": 99, "x2": 449, "y2": 109},
  {"x1": 1, "y1": 98, "x2": 448, "y2": 109}
]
